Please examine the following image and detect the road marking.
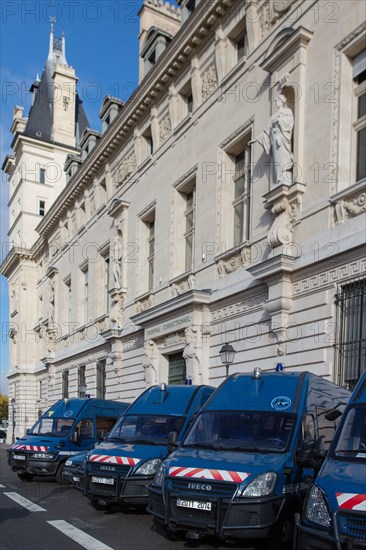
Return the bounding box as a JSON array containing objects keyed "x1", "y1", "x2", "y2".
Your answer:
[
  {"x1": 4, "y1": 492, "x2": 46, "y2": 512},
  {"x1": 47, "y1": 520, "x2": 114, "y2": 550},
  {"x1": 0, "y1": 484, "x2": 5, "y2": 488}
]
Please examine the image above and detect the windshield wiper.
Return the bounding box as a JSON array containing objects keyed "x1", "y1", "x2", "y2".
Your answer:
[
  {"x1": 184, "y1": 442, "x2": 220, "y2": 451},
  {"x1": 105, "y1": 436, "x2": 128, "y2": 443},
  {"x1": 125, "y1": 438, "x2": 162, "y2": 446}
]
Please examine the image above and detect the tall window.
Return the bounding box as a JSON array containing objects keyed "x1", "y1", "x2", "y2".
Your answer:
[
  {"x1": 233, "y1": 143, "x2": 251, "y2": 246},
  {"x1": 353, "y1": 52, "x2": 366, "y2": 182},
  {"x1": 335, "y1": 279, "x2": 366, "y2": 389},
  {"x1": 168, "y1": 353, "x2": 187, "y2": 385},
  {"x1": 179, "y1": 81, "x2": 194, "y2": 118},
  {"x1": 39, "y1": 200, "x2": 46, "y2": 216},
  {"x1": 96, "y1": 361, "x2": 106, "y2": 399},
  {"x1": 78, "y1": 366, "x2": 86, "y2": 397},
  {"x1": 62, "y1": 370, "x2": 69, "y2": 398},
  {"x1": 236, "y1": 30, "x2": 248, "y2": 61},
  {"x1": 39, "y1": 167, "x2": 46, "y2": 184},
  {"x1": 184, "y1": 188, "x2": 195, "y2": 272},
  {"x1": 147, "y1": 219, "x2": 155, "y2": 291}
]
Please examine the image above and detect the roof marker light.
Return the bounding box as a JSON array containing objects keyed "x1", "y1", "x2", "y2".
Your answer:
[
  {"x1": 253, "y1": 367, "x2": 261, "y2": 379},
  {"x1": 160, "y1": 383, "x2": 167, "y2": 391},
  {"x1": 275, "y1": 363, "x2": 284, "y2": 372}
]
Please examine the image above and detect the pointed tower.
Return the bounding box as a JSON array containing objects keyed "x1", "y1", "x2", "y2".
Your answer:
[{"x1": 3, "y1": 25, "x2": 89, "y2": 249}]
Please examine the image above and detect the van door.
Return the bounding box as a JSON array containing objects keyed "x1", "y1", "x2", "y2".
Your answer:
[{"x1": 71, "y1": 419, "x2": 94, "y2": 449}]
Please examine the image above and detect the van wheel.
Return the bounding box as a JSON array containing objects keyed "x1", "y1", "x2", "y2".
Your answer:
[
  {"x1": 55, "y1": 463, "x2": 68, "y2": 485},
  {"x1": 17, "y1": 473, "x2": 34, "y2": 481},
  {"x1": 271, "y1": 511, "x2": 294, "y2": 550}
]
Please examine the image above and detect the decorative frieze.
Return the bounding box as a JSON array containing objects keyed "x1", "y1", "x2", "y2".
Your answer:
[
  {"x1": 293, "y1": 259, "x2": 366, "y2": 296},
  {"x1": 159, "y1": 113, "x2": 171, "y2": 144},
  {"x1": 211, "y1": 292, "x2": 267, "y2": 322},
  {"x1": 136, "y1": 293, "x2": 155, "y2": 313},
  {"x1": 170, "y1": 273, "x2": 195, "y2": 297},
  {"x1": 201, "y1": 64, "x2": 218, "y2": 100},
  {"x1": 216, "y1": 246, "x2": 250, "y2": 277},
  {"x1": 112, "y1": 150, "x2": 137, "y2": 187},
  {"x1": 258, "y1": 0, "x2": 297, "y2": 38}
]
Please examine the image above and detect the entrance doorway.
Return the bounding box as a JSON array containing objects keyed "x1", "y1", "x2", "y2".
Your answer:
[{"x1": 168, "y1": 352, "x2": 187, "y2": 385}]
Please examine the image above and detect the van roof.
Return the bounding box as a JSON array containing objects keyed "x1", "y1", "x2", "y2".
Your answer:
[
  {"x1": 126, "y1": 385, "x2": 210, "y2": 416},
  {"x1": 44, "y1": 398, "x2": 128, "y2": 418},
  {"x1": 204, "y1": 371, "x2": 350, "y2": 413}
]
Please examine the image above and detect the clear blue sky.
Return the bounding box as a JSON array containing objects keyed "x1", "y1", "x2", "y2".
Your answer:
[{"x1": 0, "y1": 0, "x2": 165, "y2": 394}]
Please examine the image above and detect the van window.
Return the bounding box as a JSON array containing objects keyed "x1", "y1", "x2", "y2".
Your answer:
[
  {"x1": 334, "y1": 405, "x2": 366, "y2": 460},
  {"x1": 108, "y1": 415, "x2": 185, "y2": 444},
  {"x1": 316, "y1": 407, "x2": 339, "y2": 451},
  {"x1": 96, "y1": 416, "x2": 117, "y2": 441},
  {"x1": 183, "y1": 411, "x2": 296, "y2": 452},
  {"x1": 72, "y1": 419, "x2": 93, "y2": 446},
  {"x1": 30, "y1": 417, "x2": 74, "y2": 436}
]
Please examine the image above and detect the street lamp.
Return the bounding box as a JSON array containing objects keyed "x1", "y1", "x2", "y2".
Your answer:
[
  {"x1": 219, "y1": 343, "x2": 236, "y2": 378},
  {"x1": 79, "y1": 383, "x2": 87, "y2": 398},
  {"x1": 11, "y1": 398, "x2": 16, "y2": 444}
]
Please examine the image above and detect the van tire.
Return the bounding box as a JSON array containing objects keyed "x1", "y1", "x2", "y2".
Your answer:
[
  {"x1": 17, "y1": 473, "x2": 34, "y2": 481},
  {"x1": 91, "y1": 499, "x2": 111, "y2": 511},
  {"x1": 270, "y1": 510, "x2": 294, "y2": 550},
  {"x1": 55, "y1": 463, "x2": 68, "y2": 485}
]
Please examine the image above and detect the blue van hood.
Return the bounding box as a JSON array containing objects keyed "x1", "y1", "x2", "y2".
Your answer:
[
  {"x1": 89, "y1": 441, "x2": 168, "y2": 467},
  {"x1": 317, "y1": 457, "x2": 366, "y2": 512},
  {"x1": 165, "y1": 447, "x2": 288, "y2": 485}
]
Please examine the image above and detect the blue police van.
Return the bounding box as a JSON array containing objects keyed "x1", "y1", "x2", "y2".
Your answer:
[
  {"x1": 148, "y1": 369, "x2": 350, "y2": 546},
  {"x1": 295, "y1": 370, "x2": 366, "y2": 549},
  {"x1": 8, "y1": 398, "x2": 128, "y2": 483},
  {"x1": 84, "y1": 384, "x2": 214, "y2": 508}
]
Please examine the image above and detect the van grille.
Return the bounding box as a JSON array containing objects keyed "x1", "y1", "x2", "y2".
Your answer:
[
  {"x1": 336, "y1": 510, "x2": 366, "y2": 544},
  {"x1": 168, "y1": 478, "x2": 236, "y2": 499},
  {"x1": 87, "y1": 462, "x2": 130, "y2": 478}
]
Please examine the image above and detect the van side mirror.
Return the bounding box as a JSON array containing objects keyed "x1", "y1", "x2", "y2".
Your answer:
[
  {"x1": 26, "y1": 429, "x2": 31, "y2": 435},
  {"x1": 71, "y1": 431, "x2": 79, "y2": 445},
  {"x1": 167, "y1": 431, "x2": 178, "y2": 453},
  {"x1": 324, "y1": 409, "x2": 342, "y2": 421}
]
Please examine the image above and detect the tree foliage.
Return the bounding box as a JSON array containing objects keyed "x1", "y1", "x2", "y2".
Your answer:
[{"x1": 0, "y1": 394, "x2": 9, "y2": 421}]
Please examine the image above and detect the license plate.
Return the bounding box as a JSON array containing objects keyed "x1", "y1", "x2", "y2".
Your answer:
[
  {"x1": 13, "y1": 454, "x2": 26, "y2": 460},
  {"x1": 176, "y1": 498, "x2": 211, "y2": 511},
  {"x1": 91, "y1": 476, "x2": 114, "y2": 485}
]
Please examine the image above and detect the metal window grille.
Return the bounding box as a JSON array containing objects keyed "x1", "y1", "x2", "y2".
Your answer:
[
  {"x1": 96, "y1": 361, "x2": 106, "y2": 399},
  {"x1": 168, "y1": 353, "x2": 187, "y2": 385},
  {"x1": 335, "y1": 278, "x2": 366, "y2": 389}
]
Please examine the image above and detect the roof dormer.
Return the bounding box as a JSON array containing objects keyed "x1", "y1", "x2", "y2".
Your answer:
[
  {"x1": 64, "y1": 153, "x2": 82, "y2": 183},
  {"x1": 99, "y1": 96, "x2": 124, "y2": 133},
  {"x1": 138, "y1": 0, "x2": 181, "y2": 83},
  {"x1": 80, "y1": 128, "x2": 101, "y2": 160}
]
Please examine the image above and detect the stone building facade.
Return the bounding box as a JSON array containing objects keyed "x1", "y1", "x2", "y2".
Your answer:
[{"x1": 2, "y1": 0, "x2": 365, "y2": 440}]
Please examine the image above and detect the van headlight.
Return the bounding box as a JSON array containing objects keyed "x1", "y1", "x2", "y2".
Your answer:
[
  {"x1": 134, "y1": 459, "x2": 162, "y2": 476},
  {"x1": 304, "y1": 486, "x2": 331, "y2": 527},
  {"x1": 152, "y1": 463, "x2": 165, "y2": 487},
  {"x1": 65, "y1": 459, "x2": 73, "y2": 466},
  {"x1": 238, "y1": 472, "x2": 278, "y2": 497}
]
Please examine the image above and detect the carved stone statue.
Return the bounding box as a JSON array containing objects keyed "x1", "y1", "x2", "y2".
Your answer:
[
  {"x1": 112, "y1": 234, "x2": 122, "y2": 289},
  {"x1": 48, "y1": 280, "x2": 55, "y2": 325},
  {"x1": 143, "y1": 339, "x2": 158, "y2": 385},
  {"x1": 251, "y1": 94, "x2": 294, "y2": 186},
  {"x1": 109, "y1": 293, "x2": 124, "y2": 327}
]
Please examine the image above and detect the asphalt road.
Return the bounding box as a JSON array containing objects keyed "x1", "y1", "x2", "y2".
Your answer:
[{"x1": 0, "y1": 444, "x2": 265, "y2": 550}]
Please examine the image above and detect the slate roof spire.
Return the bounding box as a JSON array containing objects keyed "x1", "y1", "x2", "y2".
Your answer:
[{"x1": 23, "y1": 23, "x2": 89, "y2": 146}]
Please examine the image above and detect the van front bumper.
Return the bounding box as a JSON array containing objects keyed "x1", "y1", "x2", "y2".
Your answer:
[
  {"x1": 148, "y1": 485, "x2": 285, "y2": 540},
  {"x1": 8, "y1": 450, "x2": 60, "y2": 476},
  {"x1": 295, "y1": 511, "x2": 366, "y2": 550},
  {"x1": 85, "y1": 472, "x2": 152, "y2": 506}
]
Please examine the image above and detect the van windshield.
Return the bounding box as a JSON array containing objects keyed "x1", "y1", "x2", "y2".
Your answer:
[
  {"x1": 183, "y1": 411, "x2": 296, "y2": 453},
  {"x1": 29, "y1": 417, "x2": 74, "y2": 436},
  {"x1": 333, "y1": 405, "x2": 366, "y2": 460},
  {"x1": 107, "y1": 415, "x2": 185, "y2": 445}
]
